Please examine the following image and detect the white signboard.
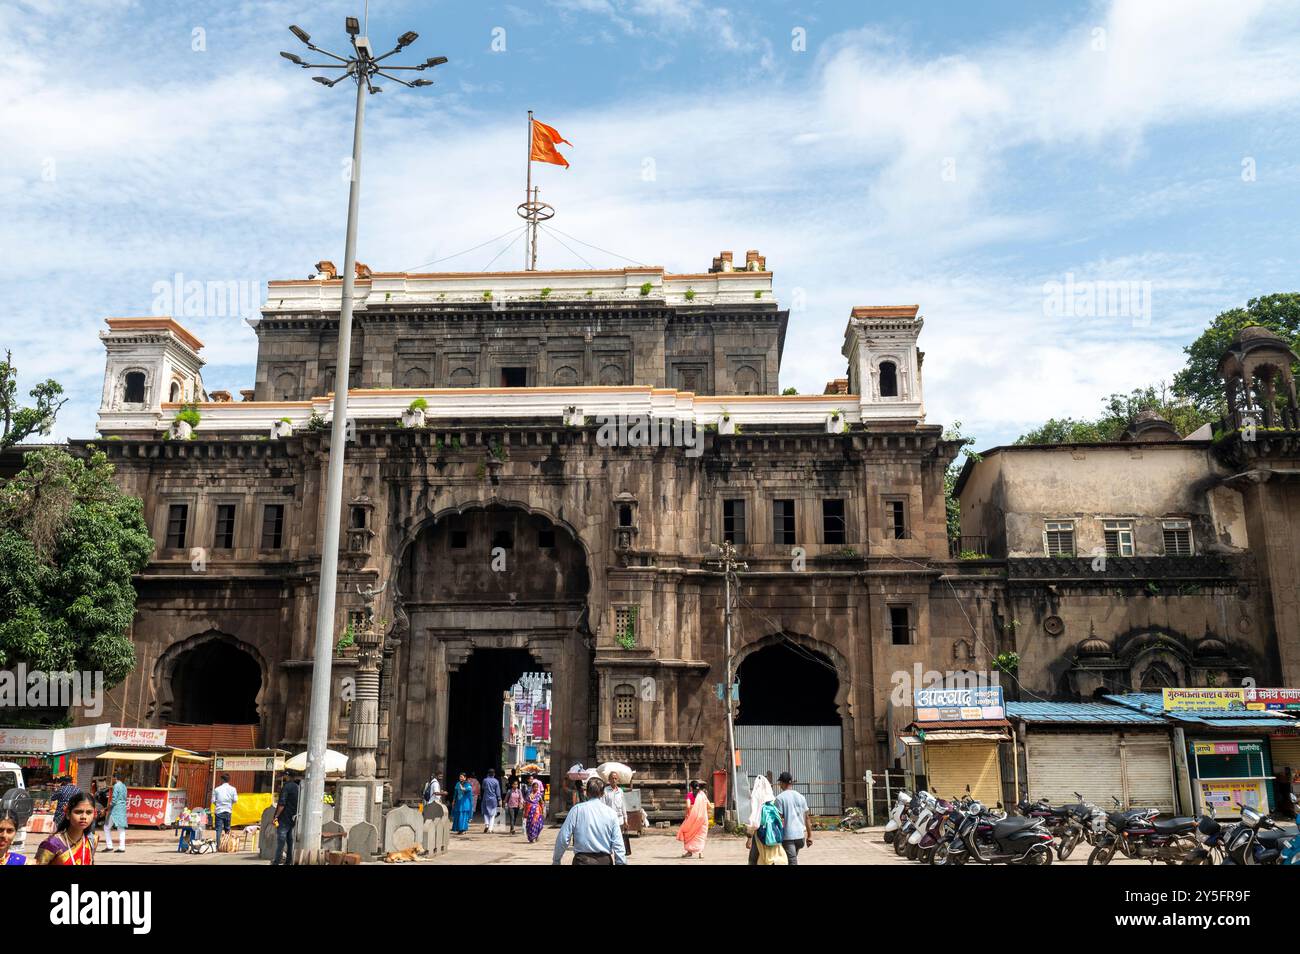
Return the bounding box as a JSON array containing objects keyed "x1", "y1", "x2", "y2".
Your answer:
[
  {"x1": 109, "y1": 726, "x2": 168, "y2": 747},
  {"x1": 337, "y1": 785, "x2": 367, "y2": 831}
]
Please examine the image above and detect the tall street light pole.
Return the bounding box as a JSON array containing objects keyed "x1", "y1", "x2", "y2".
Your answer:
[{"x1": 281, "y1": 16, "x2": 446, "y2": 858}]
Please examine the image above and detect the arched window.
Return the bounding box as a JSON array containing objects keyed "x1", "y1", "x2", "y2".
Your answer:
[
  {"x1": 124, "y1": 371, "x2": 146, "y2": 404},
  {"x1": 618, "y1": 504, "x2": 633, "y2": 527},
  {"x1": 878, "y1": 361, "x2": 898, "y2": 398},
  {"x1": 734, "y1": 366, "x2": 759, "y2": 395},
  {"x1": 169, "y1": 380, "x2": 182, "y2": 403},
  {"x1": 614, "y1": 683, "x2": 637, "y2": 736}
]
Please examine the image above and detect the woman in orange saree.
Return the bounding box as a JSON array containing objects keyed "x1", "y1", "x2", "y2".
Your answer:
[{"x1": 675, "y1": 780, "x2": 712, "y2": 858}]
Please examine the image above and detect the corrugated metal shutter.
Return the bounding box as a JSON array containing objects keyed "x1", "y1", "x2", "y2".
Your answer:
[
  {"x1": 1269, "y1": 738, "x2": 1300, "y2": 774},
  {"x1": 1026, "y1": 731, "x2": 1173, "y2": 812},
  {"x1": 734, "y1": 725, "x2": 842, "y2": 815},
  {"x1": 925, "y1": 742, "x2": 1001, "y2": 806},
  {"x1": 1027, "y1": 732, "x2": 1123, "y2": 807},
  {"x1": 1121, "y1": 735, "x2": 1176, "y2": 813}
]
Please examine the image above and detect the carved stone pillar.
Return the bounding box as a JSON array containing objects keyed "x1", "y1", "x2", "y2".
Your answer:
[{"x1": 346, "y1": 619, "x2": 384, "y2": 780}]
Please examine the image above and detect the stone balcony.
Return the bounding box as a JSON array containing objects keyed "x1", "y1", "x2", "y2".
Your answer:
[{"x1": 1007, "y1": 554, "x2": 1239, "y2": 583}]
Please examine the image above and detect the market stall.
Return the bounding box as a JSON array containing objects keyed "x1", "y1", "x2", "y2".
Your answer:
[
  {"x1": 208, "y1": 750, "x2": 288, "y2": 827},
  {"x1": 97, "y1": 746, "x2": 209, "y2": 827}
]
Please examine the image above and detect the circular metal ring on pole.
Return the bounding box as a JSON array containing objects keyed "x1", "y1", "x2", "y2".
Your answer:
[{"x1": 516, "y1": 200, "x2": 555, "y2": 222}]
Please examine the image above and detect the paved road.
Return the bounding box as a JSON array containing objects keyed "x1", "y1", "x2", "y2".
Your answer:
[{"x1": 14, "y1": 824, "x2": 1144, "y2": 865}]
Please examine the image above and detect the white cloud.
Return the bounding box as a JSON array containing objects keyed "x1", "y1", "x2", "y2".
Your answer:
[{"x1": 3, "y1": 0, "x2": 1299, "y2": 447}]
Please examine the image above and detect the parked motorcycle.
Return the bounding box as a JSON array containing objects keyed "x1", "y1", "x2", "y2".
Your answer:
[
  {"x1": 938, "y1": 799, "x2": 1054, "y2": 865},
  {"x1": 883, "y1": 790, "x2": 912, "y2": 844},
  {"x1": 1088, "y1": 801, "x2": 1197, "y2": 865},
  {"x1": 1221, "y1": 804, "x2": 1298, "y2": 865}
]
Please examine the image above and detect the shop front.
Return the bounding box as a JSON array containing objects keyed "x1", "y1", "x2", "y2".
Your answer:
[
  {"x1": 1106, "y1": 690, "x2": 1299, "y2": 818},
  {"x1": 903, "y1": 686, "x2": 1009, "y2": 806},
  {"x1": 1007, "y1": 701, "x2": 1176, "y2": 813}
]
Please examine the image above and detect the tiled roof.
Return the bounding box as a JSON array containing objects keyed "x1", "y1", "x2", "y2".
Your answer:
[{"x1": 1007, "y1": 701, "x2": 1166, "y2": 724}]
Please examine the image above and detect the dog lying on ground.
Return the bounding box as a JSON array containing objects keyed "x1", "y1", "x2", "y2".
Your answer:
[{"x1": 383, "y1": 845, "x2": 427, "y2": 863}]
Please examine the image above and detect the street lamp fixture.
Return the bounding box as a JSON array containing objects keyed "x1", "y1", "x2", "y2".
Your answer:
[{"x1": 281, "y1": 14, "x2": 446, "y2": 861}]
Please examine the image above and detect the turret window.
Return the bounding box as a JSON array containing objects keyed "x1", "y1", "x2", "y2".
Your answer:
[
  {"x1": 124, "y1": 371, "x2": 146, "y2": 404},
  {"x1": 878, "y1": 361, "x2": 898, "y2": 398}
]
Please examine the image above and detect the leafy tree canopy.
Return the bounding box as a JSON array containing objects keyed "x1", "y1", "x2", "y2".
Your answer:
[
  {"x1": 1171, "y1": 293, "x2": 1300, "y2": 413},
  {"x1": 1015, "y1": 385, "x2": 1214, "y2": 444},
  {"x1": 0, "y1": 447, "x2": 153, "y2": 685},
  {"x1": 0, "y1": 350, "x2": 66, "y2": 449}
]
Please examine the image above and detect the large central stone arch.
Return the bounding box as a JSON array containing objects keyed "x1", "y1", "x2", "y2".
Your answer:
[{"x1": 390, "y1": 501, "x2": 594, "y2": 806}]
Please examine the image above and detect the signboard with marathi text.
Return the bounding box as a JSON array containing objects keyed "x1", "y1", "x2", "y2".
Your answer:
[
  {"x1": 1244, "y1": 688, "x2": 1300, "y2": 712},
  {"x1": 1162, "y1": 688, "x2": 1246, "y2": 711},
  {"x1": 214, "y1": 755, "x2": 283, "y2": 772},
  {"x1": 109, "y1": 726, "x2": 168, "y2": 747},
  {"x1": 914, "y1": 686, "x2": 1005, "y2": 722},
  {"x1": 1193, "y1": 741, "x2": 1263, "y2": 757},
  {"x1": 1197, "y1": 778, "x2": 1268, "y2": 815}
]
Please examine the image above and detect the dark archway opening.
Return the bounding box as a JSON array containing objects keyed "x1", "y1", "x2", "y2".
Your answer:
[
  {"x1": 171, "y1": 640, "x2": 260, "y2": 724},
  {"x1": 736, "y1": 642, "x2": 838, "y2": 726},
  {"x1": 446, "y1": 648, "x2": 543, "y2": 782}
]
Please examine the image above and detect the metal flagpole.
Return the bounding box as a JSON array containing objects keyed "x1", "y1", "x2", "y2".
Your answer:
[{"x1": 525, "y1": 110, "x2": 533, "y2": 269}]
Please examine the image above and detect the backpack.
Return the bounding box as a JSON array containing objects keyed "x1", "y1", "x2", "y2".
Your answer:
[
  {"x1": 423, "y1": 780, "x2": 437, "y2": 802},
  {"x1": 758, "y1": 802, "x2": 784, "y2": 846}
]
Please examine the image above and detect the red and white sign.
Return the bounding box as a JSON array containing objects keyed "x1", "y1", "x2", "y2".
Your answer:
[
  {"x1": 109, "y1": 726, "x2": 168, "y2": 747},
  {"x1": 125, "y1": 787, "x2": 186, "y2": 826},
  {"x1": 1245, "y1": 688, "x2": 1300, "y2": 711}
]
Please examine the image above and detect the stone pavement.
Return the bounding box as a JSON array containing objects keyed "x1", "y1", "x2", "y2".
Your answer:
[{"x1": 12, "y1": 823, "x2": 1142, "y2": 865}]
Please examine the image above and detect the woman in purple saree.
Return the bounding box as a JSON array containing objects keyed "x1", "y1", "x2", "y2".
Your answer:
[{"x1": 524, "y1": 777, "x2": 546, "y2": 843}]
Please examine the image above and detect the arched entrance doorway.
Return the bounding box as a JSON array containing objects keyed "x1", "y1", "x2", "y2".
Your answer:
[
  {"x1": 153, "y1": 631, "x2": 264, "y2": 728},
  {"x1": 735, "y1": 636, "x2": 845, "y2": 814},
  {"x1": 394, "y1": 504, "x2": 592, "y2": 810},
  {"x1": 171, "y1": 640, "x2": 260, "y2": 724},
  {"x1": 446, "y1": 648, "x2": 543, "y2": 781}
]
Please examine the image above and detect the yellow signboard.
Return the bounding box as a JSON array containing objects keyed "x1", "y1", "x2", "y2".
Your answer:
[
  {"x1": 1162, "y1": 688, "x2": 1246, "y2": 711},
  {"x1": 1197, "y1": 778, "x2": 1268, "y2": 816}
]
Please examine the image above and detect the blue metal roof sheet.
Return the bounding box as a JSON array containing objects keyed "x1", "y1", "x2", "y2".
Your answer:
[
  {"x1": 1103, "y1": 693, "x2": 1299, "y2": 728},
  {"x1": 1006, "y1": 701, "x2": 1167, "y2": 724}
]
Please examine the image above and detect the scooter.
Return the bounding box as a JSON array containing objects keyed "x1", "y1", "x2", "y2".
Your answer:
[
  {"x1": 883, "y1": 789, "x2": 912, "y2": 845},
  {"x1": 1088, "y1": 801, "x2": 1196, "y2": 865},
  {"x1": 949, "y1": 799, "x2": 1054, "y2": 865},
  {"x1": 905, "y1": 793, "x2": 938, "y2": 860}
]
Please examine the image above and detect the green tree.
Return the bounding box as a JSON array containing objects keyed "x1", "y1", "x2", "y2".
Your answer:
[
  {"x1": 0, "y1": 447, "x2": 153, "y2": 685},
  {"x1": 1015, "y1": 385, "x2": 1213, "y2": 444},
  {"x1": 943, "y1": 421, "x2": 982, "y2": 543},
  {"x1": 1172, "y1": 293, "x2": 1300, "y2": 412},
  {"x1": 0, "y1": 350, "x2": 66, "y2": 449}
]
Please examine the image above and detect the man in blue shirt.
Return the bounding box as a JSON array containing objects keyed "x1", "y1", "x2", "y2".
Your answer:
[
  {"x1": 552, "y1": 777, "x2": 627, "y2": 865},
  {"x1": 774, "y1": 772, "x2": 812, "y2": 865}
]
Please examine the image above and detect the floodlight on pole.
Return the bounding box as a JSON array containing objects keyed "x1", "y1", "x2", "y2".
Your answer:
[{"x1": 280, "y1": 14, "x2": 446, "y2": 862}]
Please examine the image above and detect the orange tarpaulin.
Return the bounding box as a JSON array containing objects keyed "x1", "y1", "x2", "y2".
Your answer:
[{"x1": 530, "y1": 118, "x2": 571, "y2": 168}]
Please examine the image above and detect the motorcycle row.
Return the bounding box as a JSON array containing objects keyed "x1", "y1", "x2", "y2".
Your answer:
[{"x1": 883, "y1": 787, "x2": 1300, "y2": 865}]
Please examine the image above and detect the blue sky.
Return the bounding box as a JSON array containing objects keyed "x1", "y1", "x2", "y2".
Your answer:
[{"x1": 3, "y1": 0, "x2": 1299, "y2": 448}]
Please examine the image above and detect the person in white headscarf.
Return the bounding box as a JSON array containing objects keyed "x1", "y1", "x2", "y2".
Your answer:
[{"x1": 744, "y1": 774, "x2": 786, "y2": 865}]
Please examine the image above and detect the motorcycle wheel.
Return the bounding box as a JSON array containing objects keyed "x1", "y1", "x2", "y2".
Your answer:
[
  {"x1": 883, "y1": 830, "x2": 896, "y2": 844},
  {"x1": 1057, "y1": 830, "x2": 1080, "y2": 861},
  {"x1": 905, "y1": 840, "x2": 919, "y2": 861},
  {"x1": 1026, "y1": 843, "x2": 1053, "y2": 865},
  {"x1": 931, "y1": 843, "x2": 950, "y2": 866},
  {"x1": 920, "y1": 846, "x2": 935, "y2": 864},
  {"x1": 894, "y1": 833, "x2": 909, "y2": 857},
  {"x1": 1088, "y1": 843, "x2": 1116, "y2": 866}
]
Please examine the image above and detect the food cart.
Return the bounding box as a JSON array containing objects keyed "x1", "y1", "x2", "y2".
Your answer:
[{"x1": 98, "y1": 746, "x2": 209, "y2": 827}]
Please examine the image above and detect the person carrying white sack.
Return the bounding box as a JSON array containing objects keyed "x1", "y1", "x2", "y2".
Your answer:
[{"x1": 744, "y1": 774, "x2": 787, "y2": 865}]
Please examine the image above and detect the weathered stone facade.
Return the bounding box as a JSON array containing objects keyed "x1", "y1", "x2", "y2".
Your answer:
[{"x1": 67, "y1": 258, "x2": 1300, "y2": 820}]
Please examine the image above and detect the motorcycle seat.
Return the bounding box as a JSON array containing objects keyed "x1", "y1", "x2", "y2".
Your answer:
[
  {"x1": 994, "y1": 816, "x2": 1040, "y2": 839},
  {"x1": 1152, "y1": 817, "x2": 1196, "y2": 834}
]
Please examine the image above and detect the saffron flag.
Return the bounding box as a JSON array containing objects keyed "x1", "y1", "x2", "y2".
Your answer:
[{"x1": 530, "y1": 118, "x2": 571, "y2": 168}]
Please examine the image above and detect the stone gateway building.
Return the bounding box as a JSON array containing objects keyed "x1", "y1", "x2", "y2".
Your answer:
[{"x1": 78, "y1": 253, "x2": 1300, "y2": 819}]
